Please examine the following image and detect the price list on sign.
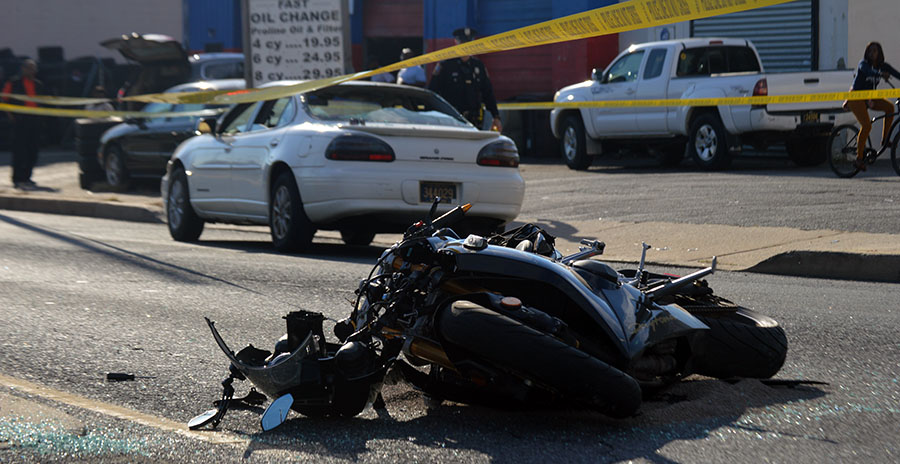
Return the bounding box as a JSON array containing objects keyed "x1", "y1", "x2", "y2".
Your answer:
[{"x1": 242, "y1": 0, "x2": 351, "y2": 87}]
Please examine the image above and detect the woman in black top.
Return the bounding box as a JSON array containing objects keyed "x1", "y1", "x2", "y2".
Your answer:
[{"x1": 847, "y1": 42, "x2": 900, "y2": 170}]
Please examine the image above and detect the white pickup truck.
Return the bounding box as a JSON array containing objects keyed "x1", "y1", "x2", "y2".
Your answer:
[{"x1": 550, "y1": 38, "x2": 854, "y2": 170}]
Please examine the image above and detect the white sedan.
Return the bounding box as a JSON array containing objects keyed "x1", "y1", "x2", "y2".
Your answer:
[{"x1": 161, "y1": 81, "x2": 525, "y2": 251}]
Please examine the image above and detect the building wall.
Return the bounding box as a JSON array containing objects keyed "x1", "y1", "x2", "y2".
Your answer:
[
  {"x1": 184, "y1": 0, "x2": 242, "y2": 53},
  {"x1": 422, "y1": 0, "x2": 618, "y2": 100},
  {"x1": 0, "y1": 0, "x2": 183, "y2": 61},
  {"x1": 848, "y1": 0, "x2": 900, "y2": 70}
]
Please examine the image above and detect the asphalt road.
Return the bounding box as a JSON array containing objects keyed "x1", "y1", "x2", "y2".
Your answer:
[
  {"x1": 518, "y1": 151, "x2": 900, "y2": 234},
  {"x1": 1, "y1": 210, "x2": 898, "y2": 463}
]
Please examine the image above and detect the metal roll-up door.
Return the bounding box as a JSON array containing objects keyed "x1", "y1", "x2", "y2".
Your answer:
[{"x1": 691, "y1": 0, "x2": 815, "y2": 72}]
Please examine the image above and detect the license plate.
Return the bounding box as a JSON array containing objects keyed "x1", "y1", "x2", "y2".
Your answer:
[
  {"x1": 420, "y1": 182, "x2": 457, "y2": 203},
  {"x1": 802, "y1": 111, "x2": 820, "y2": 123}
]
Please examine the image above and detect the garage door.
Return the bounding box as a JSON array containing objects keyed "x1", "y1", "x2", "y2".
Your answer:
[{"x1": 691, "y1": 0, "x2": 815, "y2": 72}]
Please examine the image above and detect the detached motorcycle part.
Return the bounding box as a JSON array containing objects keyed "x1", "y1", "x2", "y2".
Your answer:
[
  {"x1": 688, "y1": 307, "x2": 788, "y2": 379},
  {"x1": 260, "y1": 394, "x2": 294, "y2": 431},
  {"x1": 188, "y1": 374, "x2": 238, "y2": 430},
  {"x1": 438, "y1": 300, "x2": 642, "y2": 418}
]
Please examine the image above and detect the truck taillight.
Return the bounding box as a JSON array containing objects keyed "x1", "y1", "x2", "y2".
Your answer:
[
  {"x1": 325, "y1": 135, "x2": 395, "y2": 162},
  {"x1": 477, "y1": 140, "x2": 519, "y2": 167},
  {"x1": 753, "y1": 78, "x2": 768, "y2": 97}
]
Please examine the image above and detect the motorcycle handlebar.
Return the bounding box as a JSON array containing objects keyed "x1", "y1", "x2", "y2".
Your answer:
[{"x1": 406, "y1": 203, "x2": 472, "y2": 238}]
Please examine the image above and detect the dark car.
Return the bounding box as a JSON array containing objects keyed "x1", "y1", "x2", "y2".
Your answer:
[
  {"x1": 96, "y1": 79, "x2": 245, "y2": 190},
  {"x1": 101, "y1": 33, "x2": 244, "y2": 110}
]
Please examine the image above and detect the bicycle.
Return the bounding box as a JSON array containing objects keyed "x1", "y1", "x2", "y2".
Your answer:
[{"x1": 827, "y1": 96, "x2": 900, "y2": 178}]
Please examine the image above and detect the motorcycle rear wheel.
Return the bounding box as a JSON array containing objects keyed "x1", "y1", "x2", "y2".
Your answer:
[
  {"x1": 438, "y1": 301, "x2": 642, "y2": 418},
  {"x1": 689, "y1": 307, "x2": 788, "y2": 379}
]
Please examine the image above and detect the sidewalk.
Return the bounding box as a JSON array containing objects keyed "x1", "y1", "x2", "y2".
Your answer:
[{"x1": 2, "y1": 149, "x2": 899, "y2": 282}]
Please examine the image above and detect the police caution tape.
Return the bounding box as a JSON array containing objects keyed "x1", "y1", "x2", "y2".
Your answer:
[
  {"x1": 0, "y1": 103, "x2": 225, "y2": 119},
  {"x1": 1, "y1": 0, "x2": 795, "y2": 115},
  {"x1": 497, "y1": 88, "x2": 900, "y2": 110}
]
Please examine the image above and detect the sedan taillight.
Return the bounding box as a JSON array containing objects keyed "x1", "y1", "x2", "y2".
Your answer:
[
  {"x1": 325, "y1": 135, "x2": 395, "y2": 162},
  {"x1": 477, "y1": 140, "x2": 519, "y2": 167}
]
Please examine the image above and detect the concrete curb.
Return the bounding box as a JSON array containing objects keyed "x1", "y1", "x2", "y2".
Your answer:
[
  {"x1": 0, "y1": 195, "x2": 163, "y2": 224},
  {"x1": 3, "y1": 193, "x2": 899, "y2": 284},
  {"x1": 746, "y1": 251, "x2": 900, "y2": 283}
]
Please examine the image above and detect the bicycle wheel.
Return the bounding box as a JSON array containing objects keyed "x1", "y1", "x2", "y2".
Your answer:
[
  {"x1": 891, "y1": 129, "x2": 900, "y2": 177},
  {"x1": 827, "y1": 124, "x2": 865, "y2": 178}
]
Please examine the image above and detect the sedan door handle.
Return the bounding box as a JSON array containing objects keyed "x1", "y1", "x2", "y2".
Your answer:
[
  {"x1": 624, "y1": 88, "x2": 636, "y2": 95},
  {"x1": 270, "y1": 140, "x2": 279, "y2": 147}
]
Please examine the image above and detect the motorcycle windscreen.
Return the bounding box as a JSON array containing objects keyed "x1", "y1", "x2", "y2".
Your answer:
[{"x1": 206, "y1": 317, "x2": 318, "y2": 398}]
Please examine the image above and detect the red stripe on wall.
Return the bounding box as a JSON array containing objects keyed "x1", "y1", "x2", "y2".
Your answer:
[{"x1": 364, "y1": 0, "x2": 424, "y2": 37}]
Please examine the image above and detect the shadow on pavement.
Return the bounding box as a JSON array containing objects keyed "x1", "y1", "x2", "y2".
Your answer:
[{"x1": 231, "y1": 378, "x2": 826, "y2": 462}]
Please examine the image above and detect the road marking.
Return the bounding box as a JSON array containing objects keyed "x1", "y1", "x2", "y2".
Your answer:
[{"x1": 0, "y1": 373, "x2": 249, "y2": 446}]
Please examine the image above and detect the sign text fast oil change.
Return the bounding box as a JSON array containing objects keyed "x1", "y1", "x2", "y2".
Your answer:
[{"x1": 242, "y1": 0, "x2": 351, "y2": 87}]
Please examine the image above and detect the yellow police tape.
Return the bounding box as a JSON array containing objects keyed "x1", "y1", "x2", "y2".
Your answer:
[
  {"x1": 497, "y1": 88, "x2": 900, "y2": 110},
  {"x1": 0, "y1": 0, "x2": 819, "y2": 118},
  {"x1": 0, "y1": 103, "x2": 224, "y2": 119}
]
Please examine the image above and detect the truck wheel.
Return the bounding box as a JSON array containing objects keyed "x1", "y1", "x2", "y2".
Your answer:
[
  {"x1": 560, "y1": 115, "x2": 591, "y2": 170},
  {"x1": 786, "y1": 137, "x2": 827, "y2": 166},
  {"x1": 689, "y1": 113, "x2": 732, "y2": 170}
]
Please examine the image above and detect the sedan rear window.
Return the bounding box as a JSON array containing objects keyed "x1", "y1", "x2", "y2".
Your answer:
[{"x1": 302, "y1": 86, "x2": 470, "y2": 127}]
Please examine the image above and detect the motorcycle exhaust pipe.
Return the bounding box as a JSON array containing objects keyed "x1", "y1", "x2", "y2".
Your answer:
[
  {"x1": 403, "y1": 337, "x2": 455, "y2": 370},
  {"x1": 646, "y1": 257, "x2": 717, "y2": 302}
]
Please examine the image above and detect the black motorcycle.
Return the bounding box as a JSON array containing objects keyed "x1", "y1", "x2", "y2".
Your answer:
[{"x1": 190, "y1": 201, "x2": 787, "y2": 431}]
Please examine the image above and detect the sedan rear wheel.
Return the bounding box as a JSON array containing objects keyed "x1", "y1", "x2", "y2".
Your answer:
[
  {"x1": 167, "y1": 166, "x2": 204, "y2": 242},
  {"x1": 104, "y1": 145, "x2": 130, "y2": 191},
  {"x1": 340, "y1": 229, "x2": 376, "y2": 247},
  {"x1": 270, "y1": 172, "x2": 316, "y2": 252}
]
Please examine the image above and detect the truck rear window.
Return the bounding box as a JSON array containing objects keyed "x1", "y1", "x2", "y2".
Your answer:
[{"x1": 676, "y1": 46, "x2": 761, "y2": 76}]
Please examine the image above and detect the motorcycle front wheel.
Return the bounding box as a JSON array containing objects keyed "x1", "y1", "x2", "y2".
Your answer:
[
  {"x1": 438, "y1": 301, "x2": 642, "y2": 418},
  {"x1": 689, "y1": 307, "x2": 788, "y2": 379}
]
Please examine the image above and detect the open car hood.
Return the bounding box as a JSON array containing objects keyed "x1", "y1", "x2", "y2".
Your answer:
[{"x1": 101, "y1": 33, "x2": 189, "y2": 64}]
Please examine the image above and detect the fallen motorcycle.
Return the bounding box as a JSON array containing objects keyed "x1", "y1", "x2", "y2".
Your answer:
[{"x1": 190, "y1": 201, "x2": 788, "y2": 431}]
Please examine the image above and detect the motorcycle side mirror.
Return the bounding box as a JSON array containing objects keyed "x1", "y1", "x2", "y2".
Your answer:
[
  {"x1": 260, "y1": 393, "x2": 294, "y2": 431},
  {"x1": 426, "y1": 196, "x2": 441, "y2": 226},
  {"x1": 188, "y1": 408, "x2": 223, "y2": 430}
]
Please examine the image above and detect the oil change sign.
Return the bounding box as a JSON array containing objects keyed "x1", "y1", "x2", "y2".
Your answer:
[{"x1": 242, "y1": 0, "x2": 351, "y2": 87}]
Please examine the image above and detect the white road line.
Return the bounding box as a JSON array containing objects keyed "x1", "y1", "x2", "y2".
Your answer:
[{"x1": 0, "y1": 373, "x2": 250, "y2": 446}]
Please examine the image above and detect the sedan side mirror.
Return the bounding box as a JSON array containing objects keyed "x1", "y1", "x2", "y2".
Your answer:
[
  {"x1": 591, "y1": 68, "x2": 600, "y2": 81},
  {"x1": 196, "y1": 117, "x2": 217, "y2": 135}
]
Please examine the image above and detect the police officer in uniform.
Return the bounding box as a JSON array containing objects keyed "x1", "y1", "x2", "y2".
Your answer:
[{"x1": 428, "y1": 28, "x2": 502, "y2": 132}]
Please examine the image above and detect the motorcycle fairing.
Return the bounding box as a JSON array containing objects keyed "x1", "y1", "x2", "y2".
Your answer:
[
  {"x1": 206, "y1": 318, "x2": 320, "y2": 398},
  {"x1": 441, "y1": 241, "x2": 630, "y2": 357},
  {"x1": 599, "y1": 285, "x2": 708, "y2": 358}
]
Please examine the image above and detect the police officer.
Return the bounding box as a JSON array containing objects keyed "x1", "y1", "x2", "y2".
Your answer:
[
  {"x1": 2, "y1": 59, "x2": 46, "y2": 189},
  {"x1": 428, "y1": 27, "x2": 502, "y2": 132}
]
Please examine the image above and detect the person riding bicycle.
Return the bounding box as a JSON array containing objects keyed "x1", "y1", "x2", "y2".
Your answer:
[{"x1": 847, "y1": 42, "x2": 900, "y2": 171}]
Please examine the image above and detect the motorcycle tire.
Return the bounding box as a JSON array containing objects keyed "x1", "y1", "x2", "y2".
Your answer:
[
  {"x1": 689, "y1": 307, "x2": 787, "y2": 379},
  {"x1": 438, "y1": 301, "x2": 641, "y2": 418}
]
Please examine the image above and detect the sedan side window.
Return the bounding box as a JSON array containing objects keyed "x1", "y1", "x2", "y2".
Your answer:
[
  {"x1": 603, "y1": 51, "x2": 645, "y2": 83},
  {"x1": 221, "y1": 103, "x2": 258, "y2": 135},
  {"x1": 251, "y1": 97, "x2": 295, "y2": 131}
]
